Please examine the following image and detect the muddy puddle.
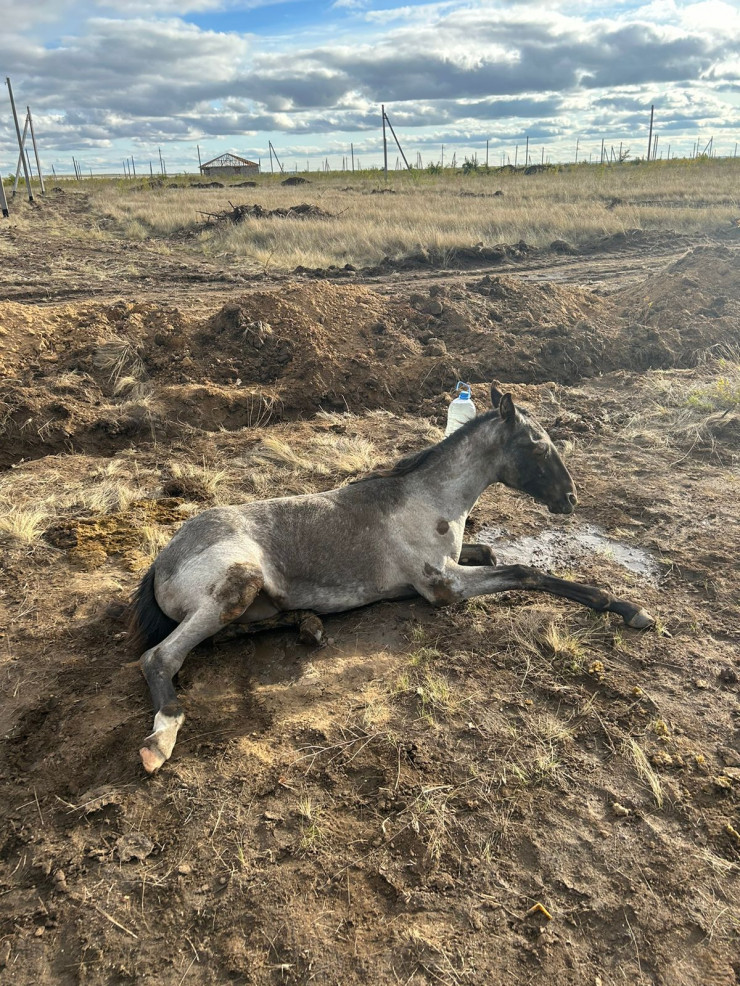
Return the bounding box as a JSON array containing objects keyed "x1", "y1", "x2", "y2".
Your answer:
[{"x1": 478, "y1": 522, "x2": 661, "y2": 583}]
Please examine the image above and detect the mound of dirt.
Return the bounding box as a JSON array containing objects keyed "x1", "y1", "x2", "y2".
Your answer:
[
  {"x1": 281, "y1": 176, "x2": 310, "y2": 185},
  {"x1": 615, "y1": 245, "x2": 740, "y2": 364},
  {"x1": 2, "y1": 247, "x2": 737, "y2": 468}
]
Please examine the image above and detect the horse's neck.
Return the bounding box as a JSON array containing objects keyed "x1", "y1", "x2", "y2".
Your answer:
[{"x1": 411, "y1": 420, "x2": 503, "y2": 519}]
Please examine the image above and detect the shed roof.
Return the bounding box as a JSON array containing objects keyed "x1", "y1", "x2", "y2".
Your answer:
[{"x1": 201, "y1": 152, "x2": 259, "y2": 168}]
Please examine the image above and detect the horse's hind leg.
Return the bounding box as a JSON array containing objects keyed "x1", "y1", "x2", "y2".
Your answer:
[
  {"x1": 139, "y1": 608, "x2": 224, "y2": 773},
  {"x1": 140, "y1": 562, "x2": 263, "y2": 773}
]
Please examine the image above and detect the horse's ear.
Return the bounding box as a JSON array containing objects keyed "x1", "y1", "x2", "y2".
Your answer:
[
  {"x1": 499, "y1": 393, "x2": 516, "y2": 423},
  {"x1": 491, "y1": 384, "x2": 504, "y2": 408}
]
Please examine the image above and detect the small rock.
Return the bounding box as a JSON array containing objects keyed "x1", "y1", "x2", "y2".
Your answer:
[
  {"x1": 53, "y1": 869, "x2": 68, "y2": 893},
  {"x1": 425, "y1": 338, "x2": 447, "y2": 356},
  {"x1": 116, "y1": 833, "x2": 155, "y2": 863},
  {"x1": 429, "y1": 872, "x2": 455, "y2": 891},
  {"x1": 694, "y1": 678, "x2": 710, "y2": 689},
  {"x1": 34, "y1": 926, "x2": 45, "y2": 937},
  {"x1": 425, "y1": 300, "x2": 444, "y2": 316},
  {"x1": 718, "y1": 667, "x2": 738, "y2": 685},
  {"x1": 612, "y1": 802, "x2": 631, "y2": 817},
  {"x1": 177, "y1": 863, "x2": 192, "y2": 875},
  {"x1": 550, "y1": 239, "x2": 575, "y2": 254}
]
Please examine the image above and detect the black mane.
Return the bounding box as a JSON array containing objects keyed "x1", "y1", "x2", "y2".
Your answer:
[{"x1": 351, "y1": 410, "x2": 499, "y2": 485}]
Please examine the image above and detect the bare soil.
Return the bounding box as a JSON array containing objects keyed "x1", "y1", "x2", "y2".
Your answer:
[{"x1": 1, "y1": 191, "x2": 738, "y2": 986}]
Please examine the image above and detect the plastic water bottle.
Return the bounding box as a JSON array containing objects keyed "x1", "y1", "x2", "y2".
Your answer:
[{"x1": 445, "y1": 382, "x2": 476, "y2": 436}]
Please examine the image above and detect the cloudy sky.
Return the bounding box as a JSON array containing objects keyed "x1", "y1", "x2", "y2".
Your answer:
[{"x1": 1, "y1": 0, "x2": 738, "y2": 175}]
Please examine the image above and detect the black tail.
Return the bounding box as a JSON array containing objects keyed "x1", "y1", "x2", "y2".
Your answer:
[{"x1": 128, "y1": 566, "x2": 178, "y2": 655}]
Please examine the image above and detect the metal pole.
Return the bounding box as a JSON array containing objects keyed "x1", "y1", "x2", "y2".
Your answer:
[
  {"x1": 6, "y1": 78, "x2": 33, "y2": 201},
  {"x1": 525, "y1": 135, "x2": 529, "y2": 166},
  {"x1": 0, "y1": 174, "x2": 9, "y2": 217},
  {"x1": 486, "y1": 138, "x2": 489, "y2": 168},
  {"x1": 382, "y1": 104, "x2": 388, "y2": 181},
  {"x1": 12, "y1": 112, "x2": 30, "y2": 196},
  {"x1": 514, "y1": 145, "x2": 518, "y2": 168},
  {"x1": 26, "y1": 106, "x2": 45, "y2": 193},
  {"x1": 158, "y1": 147, "x2": 164, "y2": 175},
  {"x1": 131, "y1": 157, "x2": 136, "y2": 178},
  {"x1": 647, "y1": 104, "x2": 654, "y2": 161},
  {"x1": 197, "y1": 144, "x2": 202, "y2": 171},
  {"x1": 575, "y1": 137, "x2": 579, "y2": 164},
  {"x1": 351, "y1": 142, "x2": 354, "y2": 172}
]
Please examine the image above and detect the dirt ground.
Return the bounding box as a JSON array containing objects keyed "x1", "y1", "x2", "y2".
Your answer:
[{"x1": 1, "y1": 191, "x2": 739, "y2": 985}]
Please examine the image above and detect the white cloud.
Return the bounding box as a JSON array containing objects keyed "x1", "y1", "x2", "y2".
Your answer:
[{"x1": 1, "y1": 0, "x2": 738, "y2": 171}]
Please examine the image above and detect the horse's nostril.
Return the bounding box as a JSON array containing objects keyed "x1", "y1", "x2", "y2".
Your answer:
[{"x1": 567, "y1": 492, "x2": 578, "y2": 506}]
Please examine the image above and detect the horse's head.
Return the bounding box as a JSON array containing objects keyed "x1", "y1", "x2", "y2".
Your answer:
[{"x1": 491, "y1": 385, "x2": 577, "y2": 515}]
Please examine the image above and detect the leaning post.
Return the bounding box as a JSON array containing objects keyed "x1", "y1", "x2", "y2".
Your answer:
[
  {"x1": 11, "y1": 111, "x2": 29, "y2": 196},
  {"x1": 26, "y1": 105, "x2": 45, "y2": 194},
  {"x1": 6, "y1": 78, "x2": 33, "y2": 201}
]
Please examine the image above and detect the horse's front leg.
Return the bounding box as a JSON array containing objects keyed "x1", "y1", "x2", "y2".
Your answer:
[{"x1": 415, "y1": 560, "x2": 655, "y2": 629}]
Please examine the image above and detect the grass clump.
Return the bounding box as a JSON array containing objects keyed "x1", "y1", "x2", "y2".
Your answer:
[
  {"x1": 685, "y1": 377, "x2": 740, "y2": 413},
  {"x1": 0, "y1": 505, "x2": 49, "y2": 544}
]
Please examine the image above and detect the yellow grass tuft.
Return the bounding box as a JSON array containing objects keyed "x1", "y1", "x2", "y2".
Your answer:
[
  {"x1": 625, "y1": 737, "x2": 665, "y2": 808},
  {"x1": 0, "y1": 505, "x2": 49, "y2": 544}
]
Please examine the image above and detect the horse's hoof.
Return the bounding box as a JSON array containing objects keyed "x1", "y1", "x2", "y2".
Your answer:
[
  {"x1": 626, "y1": 608, "x2": 656, "y2": 630},
  {"x1": 298, "y1": 615, "x2": 325, "y2": 647},
  {"x1": 140, "y1": 745, "x2": 166, "y2": 774}
]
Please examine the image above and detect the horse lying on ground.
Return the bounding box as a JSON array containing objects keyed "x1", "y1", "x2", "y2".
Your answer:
[{"x1": 129, "y1": 386, "x2": 655, "y2": 773}]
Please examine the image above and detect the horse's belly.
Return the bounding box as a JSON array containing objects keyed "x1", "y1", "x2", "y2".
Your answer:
[{"x1": 268, "y1": 581, "x2": 415, "y2": 615}]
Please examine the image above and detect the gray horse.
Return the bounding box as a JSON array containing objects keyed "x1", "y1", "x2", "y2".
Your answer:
[{"x1": 130, "y1": 386, "x2": 655, "y2": 773}]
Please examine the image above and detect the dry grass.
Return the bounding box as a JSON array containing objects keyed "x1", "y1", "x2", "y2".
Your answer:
[
  {"x1": 625, "y1": 737, "x2": 665, "y2": 809},
  {"x1": 88, "y1": 158, "x2": 740, "y2": 271},
  {"x1": 0, "y1": 505, "x2": 49, "y2": 544},
  {"x1": 618, "y1": 357, "x2": 740, "y2": 459},
  {"x1": 246, "y1": 432, "x2": 378, "y2": 495},
  {"x1": 93, "y1": 337, "x2": 146, "y2": 390}
]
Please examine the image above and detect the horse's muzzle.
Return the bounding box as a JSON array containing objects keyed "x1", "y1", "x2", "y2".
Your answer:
[{"x1": 549, "y1": 492, "x2": 578, "y2": 515}]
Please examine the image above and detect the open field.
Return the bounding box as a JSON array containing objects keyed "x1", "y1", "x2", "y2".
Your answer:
[{"x1": 0, "y1": 167, "x2": 739, "y2": 985}]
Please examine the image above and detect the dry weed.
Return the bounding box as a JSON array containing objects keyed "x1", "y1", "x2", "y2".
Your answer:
[
  {"x1": 0, "y1": 505, "x2": 49, "y2": 544},
  {"x1": 625, "y1": 737, "x2": 665, "y2": 808}
]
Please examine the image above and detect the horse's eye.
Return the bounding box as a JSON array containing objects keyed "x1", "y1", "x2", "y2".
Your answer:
[{"x1": 532, "y1": 442, "x2": 548, "y2": 458}]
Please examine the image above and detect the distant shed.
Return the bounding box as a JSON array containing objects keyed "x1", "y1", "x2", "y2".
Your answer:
[{"x1": 200, "y1": 153, "x2": 259, "y2": 177}]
